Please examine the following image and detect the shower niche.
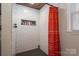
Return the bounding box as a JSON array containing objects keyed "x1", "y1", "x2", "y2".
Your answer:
[{"x1": 21, "y1": 19, "x2": 36, "y2": 26}]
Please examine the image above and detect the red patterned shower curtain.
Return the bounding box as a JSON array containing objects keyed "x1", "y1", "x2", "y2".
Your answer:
[{"x1": 48, "y1": 7, "x2": 61, "y2": 56}]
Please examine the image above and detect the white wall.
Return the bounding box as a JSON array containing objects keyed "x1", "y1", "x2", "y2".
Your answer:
[
  {"x1": 1, "y1": 4, "x2": 12, "y2": 56},
  {"x1": 39, "y1": 4, "x2": 50, "y2": 54},
  {"x1": 12, "y1": 4, "x2": 40, "y2": 54}
]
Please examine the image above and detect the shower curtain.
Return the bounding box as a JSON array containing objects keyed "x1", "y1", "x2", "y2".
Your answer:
[{"x1": 48, "y1": 6, "x2": 61, "y2": 56}]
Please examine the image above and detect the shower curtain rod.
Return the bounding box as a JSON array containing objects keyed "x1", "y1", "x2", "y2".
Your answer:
[{"x1": 45, "y1": 3, "x2": 57, "y2": 8}]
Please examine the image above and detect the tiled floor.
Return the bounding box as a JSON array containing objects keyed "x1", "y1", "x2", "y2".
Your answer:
[{"x1": 16, "y1": 48, "x2": 47, "y2": 56}]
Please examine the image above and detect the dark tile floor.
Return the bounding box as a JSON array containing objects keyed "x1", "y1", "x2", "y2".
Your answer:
[{"x1": 16, "y1": 48, "x2": 47, "y2": 56}]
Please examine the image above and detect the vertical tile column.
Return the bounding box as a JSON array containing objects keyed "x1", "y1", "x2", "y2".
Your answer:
[{"x1": 48, "y1": 7, "x2": 61, "y2": 56}]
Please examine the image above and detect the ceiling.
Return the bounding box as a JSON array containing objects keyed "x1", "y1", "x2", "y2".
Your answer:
[
  {"x1": 0, "y1": 3, "x2": 54, "y2": 15},
  {"x1": 17, "y1": 3, "x2": 46, "y2": 10}
]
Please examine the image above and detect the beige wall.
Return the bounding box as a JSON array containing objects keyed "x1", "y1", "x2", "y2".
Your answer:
[{"x1": 1, "y1": 4, "x2": 12, "y2": 56}]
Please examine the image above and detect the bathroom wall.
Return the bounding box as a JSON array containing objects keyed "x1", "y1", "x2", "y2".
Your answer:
[
  {"x1": 12, "y1": 4, "x2": 40, "y2": 54},
  {"x1": 39, "y1": 4, "x2": 49, "y2": 54},
  {"x1": 1, "y1": 3, "x2": 12, "y2": 56}
]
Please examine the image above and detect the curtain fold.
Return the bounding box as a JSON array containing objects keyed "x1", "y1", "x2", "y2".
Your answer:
[{"x1": 48, "y1": 7, "x2": 61, "y2": 56}]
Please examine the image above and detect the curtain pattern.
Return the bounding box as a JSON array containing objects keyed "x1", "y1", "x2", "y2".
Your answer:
[{"x1": 48, "y1": 7, "x2": 61, "y2": 56}]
